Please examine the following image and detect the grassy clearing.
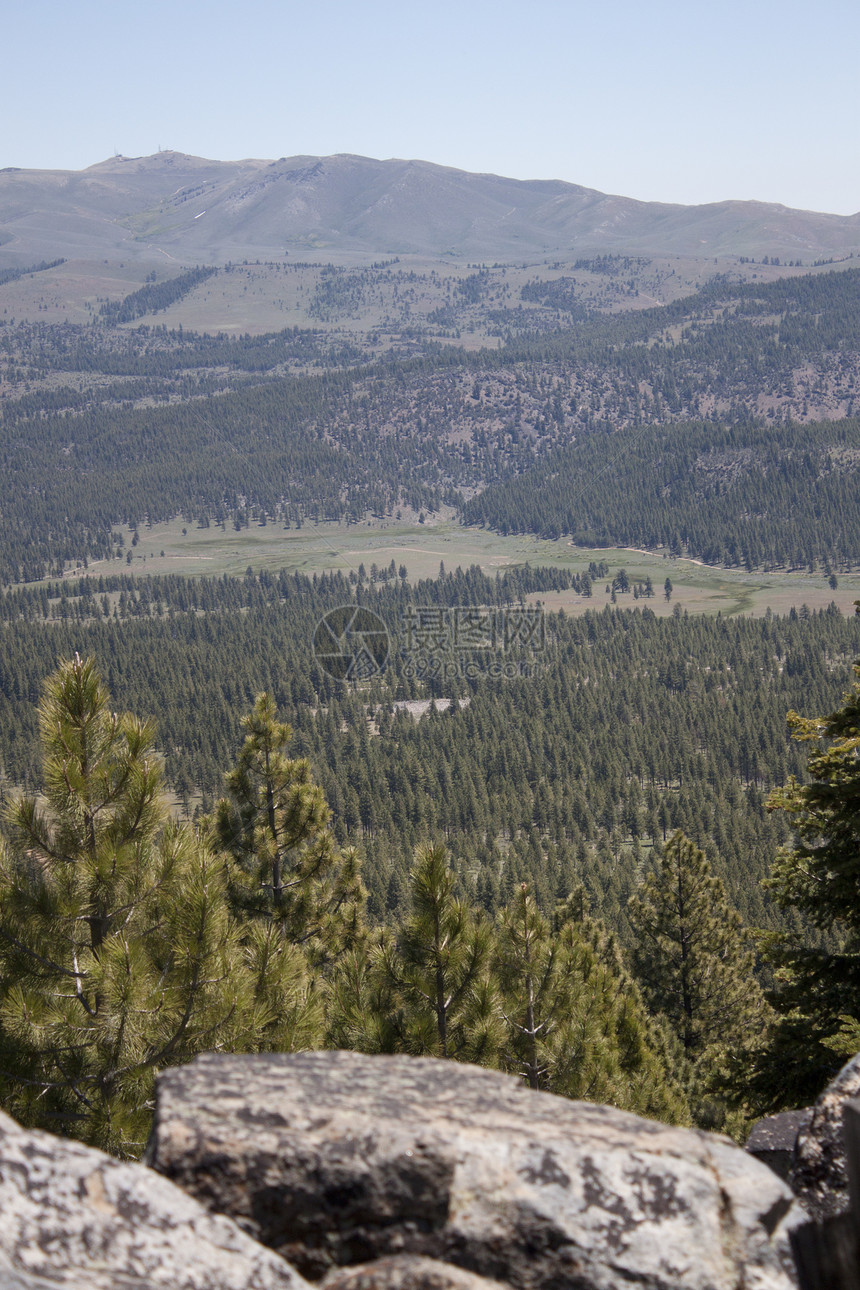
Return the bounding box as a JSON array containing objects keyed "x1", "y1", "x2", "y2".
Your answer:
[{"x1": 67, "y1": 517, "x2": 860, "y2": 620}]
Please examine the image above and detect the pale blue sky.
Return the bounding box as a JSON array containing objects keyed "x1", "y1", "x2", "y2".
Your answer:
[{"x1": 6, "y1": 0, "x2": 859, "y2": 214}]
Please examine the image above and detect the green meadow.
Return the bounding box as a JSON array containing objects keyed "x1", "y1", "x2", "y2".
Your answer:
[{"x1": 70, "y1": 517, "x2": 859, "y2": 619}]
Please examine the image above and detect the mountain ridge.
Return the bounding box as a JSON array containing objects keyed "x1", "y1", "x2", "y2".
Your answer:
[{"x1": 1, "y1": 151, "x2": 859, "y2": 266}]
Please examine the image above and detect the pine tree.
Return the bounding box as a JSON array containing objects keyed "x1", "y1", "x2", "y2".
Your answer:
[
  {"x1": 494, "y1": 884, "x2": 559, "y2": 1089},
  {"x1": 745, "y1": 653, "x2": 860, "y2": 1109},
  {"x1": 766, "y1": 659, "x2": 860, "y2": 930},
  {"x1": 629, "y1": 831, "x2": 764, "y2": 1061},
  {"x1": 215, "y1": 692, "x2": 365, "y2": 966},
  {"x1": 494, "y1": 884, "x2": 689, "y2": 1121},
  {"x1": 380, "y1": 843, "x2": 501, "y2": 1063},
  {"x1": 324, "y1": 936, "x2": 403, "y2": 1054},
  {"x1": 0, "y1": 657, "x2": 268, "y2": 1155},
  {"x1": 561, "y1": 900, "x2": 690, "y2": 1125}
]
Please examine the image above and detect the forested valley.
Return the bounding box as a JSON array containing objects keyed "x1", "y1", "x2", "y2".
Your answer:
[
  {"x1": 1, "y1": 262, "x2": 859, "y2": 582},
  {"x1": 0, "y1": 254, "x2": 859, "y2": 1152},
  {"x1": 0, "y1": 566, "x2": 857, "y2": 938}
]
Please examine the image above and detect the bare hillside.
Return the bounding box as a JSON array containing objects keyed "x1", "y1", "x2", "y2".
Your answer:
[{"x1": 1, "y1": 151, "x2": 859, "y2": 266}]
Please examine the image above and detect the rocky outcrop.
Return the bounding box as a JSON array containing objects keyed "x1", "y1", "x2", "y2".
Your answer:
[
  {"x1": 0, "y1": 1106, "x2": 309, "y2": 1290},
  {"x1": 321, "y1": 1256, "x2": 510, "y2": 1290},
  {"x1": 146, "y1": 1051, "x2": 802, "y2": 1290},
  {"x1": 790, "y1": 1053, "x2": 860, "y2": 1222}
]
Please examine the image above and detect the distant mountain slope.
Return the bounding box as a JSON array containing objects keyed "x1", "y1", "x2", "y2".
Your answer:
[
  {"x1": 1, "y1": 261, "x2": 859, "y2": 582},
  {"x1": 1, "y1": 151, "x2": 859, "y2": 265},
  {"x1": 463, "y1": 417, "x2": 860, "y2": 570}
]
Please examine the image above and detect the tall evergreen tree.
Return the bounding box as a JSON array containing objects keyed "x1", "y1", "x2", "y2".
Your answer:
[
  {"x1": 629, "y1": 831, "x2": 764, "y2": 1061},
  {"x1": 745, "y1": 649, "x2": 860, "y2": 1109},
  {"x1": 0, "y1": 657, "x2": 274, "y2": 1155},
  {"x1": 324, "y1": 937, "x2": 403, "y2": 1055},
  {"x1": 494, "y1": 882, "x2": 689, "y2": 1125},
  {"x1": 215, "y1": 692, "x2": 365, "y2": 966},
  {"x1": 494, "y1": 884, "x2": 561, "y2": 1090},
  {"x1": 766, "y1": 659, "x2": 860, "y2": 931},
  {"x1": 380, "y1": 843, "x2": 501, "y2": 1063}
]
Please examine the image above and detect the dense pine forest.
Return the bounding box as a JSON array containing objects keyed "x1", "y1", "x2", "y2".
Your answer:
[
  {"x1": 1, "y1": 566, "x2": 857, "y2": 938},
  {"x1": 463, "y1": 417, "x2": 860, "y2": 568},
  {"x1": 0, "y1": 588, "x2": 857, "y2": 1152}
]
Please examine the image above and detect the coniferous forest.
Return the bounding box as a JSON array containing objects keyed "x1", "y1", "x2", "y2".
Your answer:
[
  {"x1": 2, "y1": 264, "x2": 860, "y2": 582},
  {"x1": 1, "y1": 255, "x2": 859, "y2": 1153}
]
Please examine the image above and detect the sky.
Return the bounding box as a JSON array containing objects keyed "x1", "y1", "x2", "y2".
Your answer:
[{"x1": 5, "y1": 0, "x2": 859, "y2": 215}]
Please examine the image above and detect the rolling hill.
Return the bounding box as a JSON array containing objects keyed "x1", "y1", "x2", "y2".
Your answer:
[{"x1": 1, "y1": 150, "x2": 859, "y2": 266}]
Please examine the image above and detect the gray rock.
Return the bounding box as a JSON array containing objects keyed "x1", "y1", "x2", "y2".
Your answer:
[
  {"x1": 790, "y1": 1052, "x2": 860, "y2": 1222},
  {"x1": 0, "y1": 1107, "x2": 309, "y2": 1290},
  {"x1": 147, "y1": 1051, "x2": 802, "y2": 1290},
  {"x1": 746, "y1": 1110, "x2": 809, "y2": 1182},
  {"x1": 321, "y1": 1255, "x2": 509, "y2": 1290}
]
